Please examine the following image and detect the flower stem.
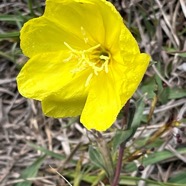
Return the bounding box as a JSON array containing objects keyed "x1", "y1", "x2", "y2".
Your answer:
[
  {"x1": 111, "y1": 145, "x2": 124, "y2": 186},
  {"x1": 111, "y1": 100, "x2": 130, "y2": 186}
]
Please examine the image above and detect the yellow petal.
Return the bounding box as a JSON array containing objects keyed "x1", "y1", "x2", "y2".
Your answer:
[
  {"x1": 45, "y1": 0, "x2": 105, "y2": 46},
  {"x1": 85, "y1": 0, "x2": 124, "y2": 50},
  {"x1": 120, "y1": 53, "x2": 151, "y2": 106},
  {"x1": 17, "y1": 51, "x2": 78, "y2": 100},
  {"x1": 119, "y1": 24, "x2": 140, "y2": 55},
  {"x1": 41, "y1": 70, "x2": 91, "y2": 117},
  {"x1": 20, "y1": 17, "x2": 88, "y2": 58},
  {"x1": 80, "y1": 72, "x2": 121, "y2": 131}
]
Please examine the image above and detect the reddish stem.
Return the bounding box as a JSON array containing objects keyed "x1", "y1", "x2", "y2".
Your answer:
[
  {"x1": 111, "y1": 145, "x2": 124, "y2": 186},
  {"x1": 111, "y1": 100, "x2": 130, "y2": 186}
]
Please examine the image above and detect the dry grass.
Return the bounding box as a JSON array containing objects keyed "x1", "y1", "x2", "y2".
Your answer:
[{"x1": 0, "y1": 0, "x2": 186, "y2": 186}]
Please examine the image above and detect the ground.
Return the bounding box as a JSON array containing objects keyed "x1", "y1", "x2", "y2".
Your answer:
[{"x1": 0, "y1": 0, "x2": 186, "y2": 186}]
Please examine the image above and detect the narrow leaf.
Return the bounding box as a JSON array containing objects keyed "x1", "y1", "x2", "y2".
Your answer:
[
  {"x1": 125, "y1": 147, "x2": 186, "y2": 172},
  {"x1": 112, "y1": 128, "x2": 134, "y2": 151},
  {"x1": 168, "y1": 171, "x2": 186, "y2": 184},
  {"x1": 88, "y1": 145, "x2": 105, "y2": 170},
  {"x1": 0, "y1": 32, "x2": 20, "y2": 39},
  {"x1": 15, "y1": 155, "x2": 46, "y2": 186},
  {"x1": 130, "y1": 97, "x2": 145, "y2": 129},
  {"x1": 28, "y1": 143, "x2": 65, "y2": 160}
]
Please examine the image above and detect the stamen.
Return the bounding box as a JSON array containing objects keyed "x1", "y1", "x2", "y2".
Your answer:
[
  {"x1": 104, "y1": 60, "x2": 109, "y2": 73},
  {"x1": 64, "y1": 42, "x2": 79, "y2": 53},
  {"x1": 85, "y1": 73, "x2": 93, "y2": 87},
  {"x1": 63, "y1": 42, "x2": 110, "y2": 85},
  {"x1": 86, "y1": 44, "x2": 101, "y2": 52},
  {"x1": 63, "y1": 53, "x2": 73, "y2": 62}
]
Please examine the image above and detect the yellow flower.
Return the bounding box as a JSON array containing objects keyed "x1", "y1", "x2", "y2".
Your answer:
[{"x1": 17, "y1": 0, "x2": 150, "y2": 131}]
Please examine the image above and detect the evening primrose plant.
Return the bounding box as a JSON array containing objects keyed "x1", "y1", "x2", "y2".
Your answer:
[{"x1": 17, "y1": 0, "x2": 150, "y2": 184}]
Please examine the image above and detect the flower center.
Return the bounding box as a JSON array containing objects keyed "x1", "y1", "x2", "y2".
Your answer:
[{"x1": 64, "y1": 42, "x2": 111, "y2": 86}]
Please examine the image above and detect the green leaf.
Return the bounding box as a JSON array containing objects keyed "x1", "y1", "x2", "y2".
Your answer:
[
  {"x1": 88, "y1": 145, "x2": 105, "y2": 170},
  {"x1": 167, "y1": 88, "x2": 186, "y2": 99},
  {"x1": 159, "y1": 87, "x2": 186, "y2": 104},
  {"x1": 63, "y1": 170, "x2": 186, "y2": 186},
  {"x1": 159, "y1": 87, "x2": 169, "y2": 104},
  {"x1": 113, "y1": 98, "x2": 145, "y2": 151},
  {"x1": 15, "y1": 155, "x2": 46, "y2": 186},
  {"x1": 125, "y1": 147, "x2": 186, "y2": 172},
  {"x1": 140, "y1": 77, "x2": 156, "y2": 99},
  {"x1": 120, "y1": 175, "x2": 186, "y2": 186},
  {"x1": 0, "y1": 32, "x2": 20, "y2": 39},
  {"x1": 177, "y1": 53, "x2": 186, "y2": 58},
  {"x1": 112, "y1": 129, "x2": 135, "y2": 151},
  {"x1": 155, "y1": 67, "x2": 163, "y2": 93},
  {"x1": 168, "y1": 171, "x2": 186, "y2": 184},
  {"x1": 28, "y1": 143, "x2": 65, "y2": 160},
  {"x1": 164, "y1": 47, "x2": 186, "y2": 58},
  {"x1": 0, "y1": 14, "x2": 27, "y2": 22},
  {"x1": 112, "y1": 98, "x2": 145, "y2": 151},
  {"x1": 130, "y1": 97, "x2": 145, "y2": 129}
]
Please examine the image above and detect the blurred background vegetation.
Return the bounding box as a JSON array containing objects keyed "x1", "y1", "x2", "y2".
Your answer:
[{"x1": 0, "y1": 0, "x2": 186, "y2": 185}]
